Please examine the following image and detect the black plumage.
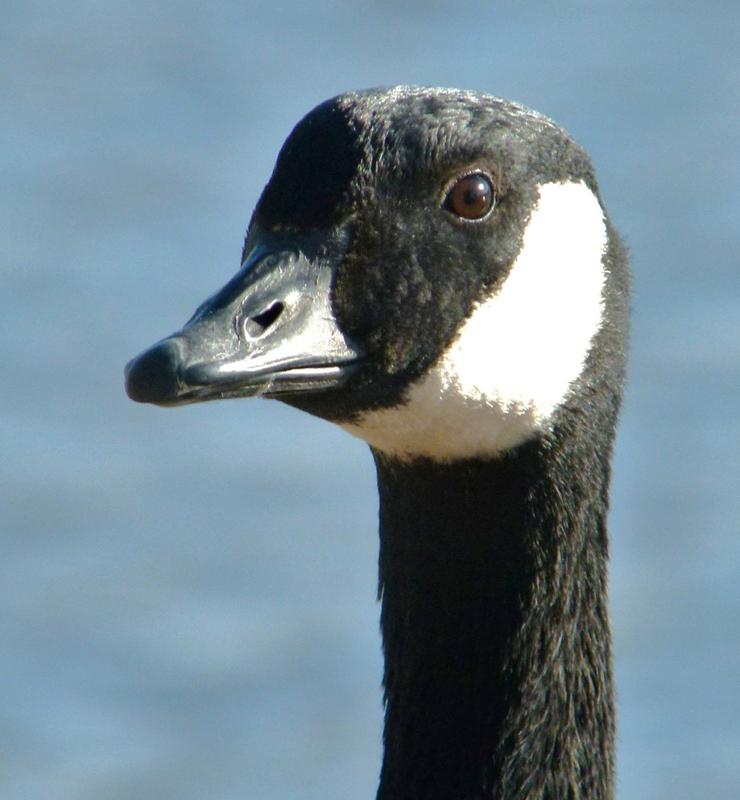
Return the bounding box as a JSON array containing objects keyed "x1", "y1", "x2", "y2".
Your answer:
[{"x1": 126, "y1": 86, "x2": 629, "y2": 800}]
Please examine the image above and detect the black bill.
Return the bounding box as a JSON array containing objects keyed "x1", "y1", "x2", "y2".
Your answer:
[{"x1": 124, "y1": 230, "x2": 362, "y2": 406}]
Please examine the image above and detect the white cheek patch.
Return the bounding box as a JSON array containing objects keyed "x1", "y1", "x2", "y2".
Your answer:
[{"x1": 340, "y1": 180, "x2": 608, "y2": 461}]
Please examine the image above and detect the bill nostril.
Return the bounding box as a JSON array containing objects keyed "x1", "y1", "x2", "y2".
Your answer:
[{"x1": 244, "y1": 301, "x2": 284, "y2": 338}]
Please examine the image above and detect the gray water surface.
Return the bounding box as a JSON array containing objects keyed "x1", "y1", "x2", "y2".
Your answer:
[{"x1": 2, "y1": 2, "x2": 739, "y2": 798}]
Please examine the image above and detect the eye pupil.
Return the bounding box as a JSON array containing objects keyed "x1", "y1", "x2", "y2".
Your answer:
[{"x1": 446, "y1": 173, "x2": 495, "y2": 220}]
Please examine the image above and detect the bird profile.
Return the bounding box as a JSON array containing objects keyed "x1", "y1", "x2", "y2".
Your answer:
[{"x1": 126, "y1": 86, "x2": 629, "y2": 799}]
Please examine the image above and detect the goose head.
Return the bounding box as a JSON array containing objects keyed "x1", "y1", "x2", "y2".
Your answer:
[{"x1": 125, "y1": 86, "x2": 626, "y2": 462}]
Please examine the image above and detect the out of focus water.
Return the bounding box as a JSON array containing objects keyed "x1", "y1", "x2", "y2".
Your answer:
[{"x1": 2, "y1": 2, "x2": 738, "y2": 798}]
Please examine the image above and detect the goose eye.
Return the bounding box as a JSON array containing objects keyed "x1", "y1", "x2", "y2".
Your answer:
[{"x1": 444, "y1": 172, "x2": 495, "y2": 221}]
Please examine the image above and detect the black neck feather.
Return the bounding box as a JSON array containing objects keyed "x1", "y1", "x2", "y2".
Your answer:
[{"x1": 373, "y1": 423, "x2": 616, "y2": 800}]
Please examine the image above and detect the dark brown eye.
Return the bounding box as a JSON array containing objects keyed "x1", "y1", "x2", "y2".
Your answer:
[{"x1": 444, "y1": 172, "x2": 495, "y2": 221}]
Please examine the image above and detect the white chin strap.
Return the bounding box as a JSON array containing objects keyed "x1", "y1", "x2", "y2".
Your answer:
[{"x1": 341, "y1": 180, "x2": 608, "y2": 461}]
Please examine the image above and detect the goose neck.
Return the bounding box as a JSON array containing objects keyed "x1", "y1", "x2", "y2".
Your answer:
[{"x1": 373, "y1": 441, "x2": 615, "y2": 799}]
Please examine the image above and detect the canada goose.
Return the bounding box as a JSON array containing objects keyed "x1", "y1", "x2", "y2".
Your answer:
[{"x1": 125, "y1": 86, "x2": 629, "y2": 799}]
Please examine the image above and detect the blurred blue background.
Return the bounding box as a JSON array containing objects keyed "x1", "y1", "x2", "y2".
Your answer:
[{"x1": 2, "y1": 2, "x2": 738, "y2": 798}]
